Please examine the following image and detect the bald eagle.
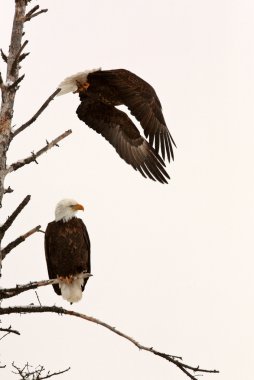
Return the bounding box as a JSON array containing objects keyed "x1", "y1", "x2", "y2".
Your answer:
[
  {"x1": 44, "y1": 199, "x2": 91, "y2": 303},
  {"x1": 58, "y1": 68, "x2": 176, "y2": 184}
]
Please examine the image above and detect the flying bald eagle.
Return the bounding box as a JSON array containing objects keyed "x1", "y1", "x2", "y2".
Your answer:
[
  {"x1": 58, "y1": 68, "x2": 176, "y2": 183},
  {"x1": 44, "y1": 199, "x2": 91, "y2": 303}
]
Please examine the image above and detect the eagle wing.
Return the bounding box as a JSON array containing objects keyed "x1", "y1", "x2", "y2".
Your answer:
[
  {"x1": 77, "y1": 97, "x2": 170, "y2": 183},
  {"x1": 94, "y1": 69, "x2": 176, "y2": 162},
  {"x1": 80, "y1": 220, "x2": 91, "y2": 291},
  {"x1": 44, "y1": 222, "x2": 61, "y2": 295}
]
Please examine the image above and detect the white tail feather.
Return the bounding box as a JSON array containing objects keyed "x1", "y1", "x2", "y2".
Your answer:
[
  {"x1": 58, "y1": 272, "x2": 91, "y2": 303},
  {"x1": 59, "y1": 277, "x2": 83, "y2": 303},
  {"x1": 57, "y1": 68, "x2": 101, "y2": 96}
]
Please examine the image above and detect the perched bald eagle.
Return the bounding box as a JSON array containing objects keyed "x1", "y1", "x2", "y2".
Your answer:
[
  {"x1": 44, "y1": 199, "x2": 91, "y2": 303},
  {"x1": 58, "y1": 68, "x2": 176, "y2": 183}
]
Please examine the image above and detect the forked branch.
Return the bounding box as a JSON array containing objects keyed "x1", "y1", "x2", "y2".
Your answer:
[
  {"x1": 25, "y1": 5, "x2": 48, "y2": 22},
  {"x1": 0, "y1": 305, "x2": 219, "y2": 380},
  {"x1": 0, "y1": 327, "x2": 20, "y2": 337},
  {"x1": 11, "y1": 362, "x2": 70, "y2": 379}
]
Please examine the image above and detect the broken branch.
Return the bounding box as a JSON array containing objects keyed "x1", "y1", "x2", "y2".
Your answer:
[
  {"x1": 0, "y1": 49, "x2": 7, "y2": 63},
  {"x1": 4, "y1": 186, "x2": 14, "y2": 194},
  {"x1": 10, "y1": 40, "x2": 28, "y2": 76},
  {"x1": 8, "y1": 74, "x2": 25, "y2": 90},
  {"x1": 25, "y1": 6, "x2": 48, "y2": 22}
]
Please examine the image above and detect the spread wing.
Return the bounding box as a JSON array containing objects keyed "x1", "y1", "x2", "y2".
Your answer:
[
  {"x1": 77, "y1": 97, "x2": 170, "y2": 183},
  {"x1": 93, "y1": 69, "x2": 176, "y2": 162}
]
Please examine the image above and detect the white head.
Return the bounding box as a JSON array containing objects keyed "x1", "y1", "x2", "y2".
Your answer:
[
  {"x1": 55, "y1": 198, "x2": 84, "y2": 222},
  {"x1": 57, "y1": 68, "x2": 101, "y2": 96}
]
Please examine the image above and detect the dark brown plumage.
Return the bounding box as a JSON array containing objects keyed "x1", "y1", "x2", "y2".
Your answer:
[
  {"x1": 44, "y1": 217, "x2": 90, "y2": 296},
  {"x1": 59, "y1": 68, "x2": 175, "y2": 183},
  {"x1": 84, "y1": 69, "x2": 175, "y2": 162}
]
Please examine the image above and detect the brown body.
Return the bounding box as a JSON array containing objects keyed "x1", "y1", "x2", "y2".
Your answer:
[
  {"x1": 76, "y1": 69, "x2": 175, "y2": 184},
  {"x1": 44, "y1": 217, "x2": 90, "y2": 295}
]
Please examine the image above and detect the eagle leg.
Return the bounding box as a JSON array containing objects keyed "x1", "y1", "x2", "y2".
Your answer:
[{"x1": 57, "y1": 275, "x2": 74, "y2": 284}]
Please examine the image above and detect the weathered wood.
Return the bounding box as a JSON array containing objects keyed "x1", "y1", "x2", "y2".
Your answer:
[{"x1": 0, "y1": 0, "x2": 27, "y2": 272}]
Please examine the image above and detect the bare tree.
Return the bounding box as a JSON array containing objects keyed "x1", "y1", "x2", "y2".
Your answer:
[
  {"x1": 11, "y1": 363, "x2": 70, "y2": 380},
  {"x1": 0, "y1": 2, "x2": 219, "y2": 380}
]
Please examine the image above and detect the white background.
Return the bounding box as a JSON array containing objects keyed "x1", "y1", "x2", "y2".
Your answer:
[{"x1": 1, "y1": 1, "x2": 254, "y2": 379}]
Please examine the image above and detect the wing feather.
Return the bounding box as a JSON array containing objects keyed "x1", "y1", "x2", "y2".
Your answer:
[
  {"x1": 94, "y1": 69, "x2": 176, "y2": 162},
  {"x1": 76, "y1": 97, "x2": 170, "y2": 183}
]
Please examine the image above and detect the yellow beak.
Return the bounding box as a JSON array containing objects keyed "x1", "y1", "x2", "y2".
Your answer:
[{"x1": 72, "y1": 203, "x2": 84, "y2": 211}]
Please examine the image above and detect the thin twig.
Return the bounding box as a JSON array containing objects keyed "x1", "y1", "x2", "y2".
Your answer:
[
  {"x1": 0, "y1": 305, "x2": 219, "y2": 380},
  {"x1": 0, "y1": 195, "x2": 31, "y2": 238},
  {"x1": 12, "y1": 88, "x2": 61, "y2": 138},
  {"x1": 0, "y1": 326, "x2": 20, "y2": 341},
  {"x1": 8, "y1": 73, "x2": 25, "y2": 90},
  {"x1": 19, "y1": 52, "x2": 30, "y2": 63},
  {"x1": 4, "y1": 186, "x2": 14, "y2": 194},
  {"x1": 25, "y1": 7, "x2": 48, "y2": 22},
  {"x1": 10, "y1": 40, "x2": 28, "y2": 76},
  {"x1": 24, "y1": 5, "x2": 40, "y2": 19},
  {"x1": 0, "y1": 49, "x2": 7, "y2": 63},
  {"x1": 1, "y1": 225, "x2": 41, "y2": 260},
  {"x1": 35, "y1": 291, "x2": 42, "y2": 306},
  {"x1": 8, "y1": 129, "x2": 72, "y2": 173},
  {"x1": 11, "y1": 362, "x2": 70, "y2": 379},
  {"x1": 0, "y1": 327, "x2": 20, "y2": 336}
]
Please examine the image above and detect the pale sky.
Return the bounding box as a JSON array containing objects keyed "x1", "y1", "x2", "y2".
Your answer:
[{"x1": 1, "y1": 1, "x2": 254, "y2": 379}]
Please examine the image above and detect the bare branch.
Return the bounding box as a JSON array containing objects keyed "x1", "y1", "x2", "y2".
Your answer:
[
  {"x1": 0, "y1": 305, "x2": 219, "y2": 380},
  {"x1": 25, "y1": 5, "x2": 40, "y2": 18},
  {"x1": 0, "y1": 195, "x2": 31, "y2": 238},
  {"x1": 4, "y1": 186, "x2": 14, "y2": 194},
  {"x1": 10, "y1": 40, "x2": 28, "y2": 76},
  {"x1": 25, "y1": 7, "x2": 48, "y2": 22},
  {"x1": 12, "y1": 88, "x2": 61, "y2": 138},
  {"x1": 19, "y1": 52, "x2": 30, "y2": 63},
  {"x1": 8, "y1": 73, "x2": 25, "y2": 91},
  {"x1": 0, "y1": 49, "x2": 7, "y2": 63},
  {"x1": 0, "y1": 274, "x2": 92, "y2": 299},
  {"x1": 0, "y1": 327, "x2": 20, "y2": 336},
  {"x1": 1, "y1": 225, "x2": 41, "y2": 260},
  {"x1": 0, "y1": 326, "x2": 20, "y2": 341},
  {"x1": 8, "y1": 129, "x2": 72, "y2": 172},
  {"x1": 12, "y1": 362, "x2": 70, "y2": 380}
]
